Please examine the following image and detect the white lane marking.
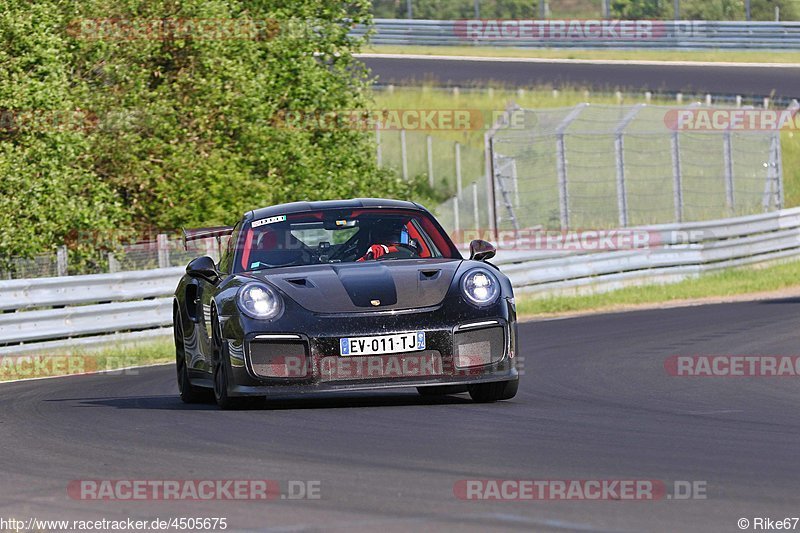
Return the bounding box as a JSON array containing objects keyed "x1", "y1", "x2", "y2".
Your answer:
[
  {"x1": 357, "y1": 52, "x2": 800, "y2": 69},
  {"x1": 0, "y1": 362, "x2": 172, "y2": 385}
]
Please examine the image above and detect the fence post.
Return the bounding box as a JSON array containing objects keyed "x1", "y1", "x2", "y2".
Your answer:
[
  {"x1": 426, "y1": 135, "x2": 434, "y2": 187},
  {"x1": 614, "y1": 134, "x2": 629, "y2": 227},
  {"x1": 554, "y1": 103, "x2": 588, "y2": 230},
  {"x1": 671, "y1": 132, "x2": 684, "y2": 223},
  {"x1": 400, "y1": 129, "x2": 408, "y2": 180},
  {"x1": 56, "y1": 246, "x2": 68, "y2": 277},
  {"x1": 375, "y1": 124, "x2": 382, "y2": 168},
  {"x1": 776, "y1": 131, "x2": 784, "y2": 209},
  {"x1": 472, "y1": 181, "x2": 480, "y2": 232},
  {"x1": 455, "y1": 142, "x2": 463, "y2": 197},
  {"x1": 484, "y1": 132, "x2": 497, "y2": 238},
  {"x1": 453, "y1": 196, "x2": 460, "y2": 235},
  {"x1": 613, "y1": 105, "x2": 644, "y2": 228},
  {"x1": 765, "y1": 131, "x2": 784, "y2": 210},
  {"x1": 157, "y1": 233, "x2": 170, "y2": 268},
  {"x1": 723, "y1": 132, "x2": 735, "y2": 213},
  {"x1": 556, "y1": 134, "x2": 569, "y2": 230},
  {"x1": 511, "y1": 159, "x2": 519, "y2": 209},
  {"x1": 108, "y1": 252, "x2": 120, "y2": 273}
]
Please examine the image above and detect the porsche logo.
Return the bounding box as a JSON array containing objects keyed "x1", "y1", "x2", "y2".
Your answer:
[{"x1": 371, "y1": 299, "x2": 381, "y2": 306}]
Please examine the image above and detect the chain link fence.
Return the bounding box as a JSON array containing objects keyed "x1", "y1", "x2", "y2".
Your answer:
[
  {"x1": 0, "y1": 236, "x2": 222, "y2": 280},
  {"x1": 488, "y1": 103, "x2": 785, "y2": 232},
  {"x1": 425, "y1": 101, "x2": 792, "y2": 237}
]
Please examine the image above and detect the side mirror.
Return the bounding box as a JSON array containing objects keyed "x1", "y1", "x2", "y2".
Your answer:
[
  {"x1": 469, "y1": 239, "x2": 496, "y2": 262},
  {"x1": 186, "y1": 256, "x2": 220, "y2": 283}
]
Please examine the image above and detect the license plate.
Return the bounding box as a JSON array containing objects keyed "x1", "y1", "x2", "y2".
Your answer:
[{"x1": 340, "y1": 331, "x2": 425, "y2": 356}]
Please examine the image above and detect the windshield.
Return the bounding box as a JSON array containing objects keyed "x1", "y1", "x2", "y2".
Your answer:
[{"x1": 233, "y1": 208, "x2": 459, "y2": 272}]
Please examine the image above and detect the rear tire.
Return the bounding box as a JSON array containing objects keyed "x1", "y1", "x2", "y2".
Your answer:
[
  {"x1": 468, "y1": 379, "x2": 518, "y2": 403},
  {"x1": 175, "y1": 312, "x2": 212, "y2": 404}
]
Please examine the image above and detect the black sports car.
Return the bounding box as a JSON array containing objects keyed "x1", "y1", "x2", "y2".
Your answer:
[{"x1": 173, "y1": 198, "x2": 519, "y2": 409}]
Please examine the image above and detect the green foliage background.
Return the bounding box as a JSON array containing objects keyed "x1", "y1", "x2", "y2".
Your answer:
[{"x1": 0, "y1": 0, "x2": 425, "y2": 267}]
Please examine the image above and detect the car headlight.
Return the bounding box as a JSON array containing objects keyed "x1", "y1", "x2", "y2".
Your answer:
[
  {"x1": 461, "y1": 268, "x2": 500, "y2": 307},
  {"x1": 237, "y1": 283, "x2": 283, "y2": 320}
]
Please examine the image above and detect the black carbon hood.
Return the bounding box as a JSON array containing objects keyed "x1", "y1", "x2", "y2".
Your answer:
[{"x1": 250, "y1": 259, "x2": 462, "y2": 313}]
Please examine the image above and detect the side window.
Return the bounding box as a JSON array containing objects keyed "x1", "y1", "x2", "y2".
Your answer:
[{"x1": 218, "y1": 222, "x2": 240, "y2": 274}]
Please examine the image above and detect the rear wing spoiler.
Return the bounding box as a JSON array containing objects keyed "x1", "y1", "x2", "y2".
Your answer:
[{"x1": 182, "y1": 226, "x2": 234, "y2": 251}]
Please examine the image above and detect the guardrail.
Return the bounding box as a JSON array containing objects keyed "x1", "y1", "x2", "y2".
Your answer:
[
  {"x1": 2, "y1": 207, "x2": 800, "y2": 354},
  {"x1": 494, "y1": 207, "x2": 800, "y2": 294},
  {"x1": 353, "y1": 19, "x2": 800, "y2": 49}
]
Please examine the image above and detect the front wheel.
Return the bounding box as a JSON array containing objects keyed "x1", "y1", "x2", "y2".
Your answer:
[
  {"x1": 468, "y1": 379, "x2": 518, "y2": 403},
  {"x1": 211, "y1": 312, "x2": 254, "y2": 410},
  {"x1": 212, "y1": 358, "x2": 248, "y2": 410}
]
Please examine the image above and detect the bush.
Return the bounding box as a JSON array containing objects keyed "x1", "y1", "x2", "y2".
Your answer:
[{"x1": 0, "y1": 0, "x2": 411, "y2": 266}]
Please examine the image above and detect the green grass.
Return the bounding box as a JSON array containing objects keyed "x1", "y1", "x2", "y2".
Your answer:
[
  {"x1": 516, "y1": 259, "x2": 800, "y2": 316},
  {"x1": 366, "y1": 45, "x2": 800, "y2": 64},
  {"x1": 0, "y1": 338, "x2": 173, "y2": 382}
]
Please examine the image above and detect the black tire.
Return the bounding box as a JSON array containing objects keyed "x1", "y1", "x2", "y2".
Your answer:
[
  {"x1": 175, "y1": 312, "x2": 213, "y2": 404},
  {"x1": 417, "y1": 385, "x2": 468, "y2": 397},
  {"x1": 211, "y1": 311, "x2": 251, "y2": 410},
  {"x1": 468, "y1": 379, "x2": 518, "y2": 403}
]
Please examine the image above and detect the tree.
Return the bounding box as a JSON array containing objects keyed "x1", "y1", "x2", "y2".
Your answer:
[{"x1": 0, "y1": 0, "x2": 411, "y2": 268}]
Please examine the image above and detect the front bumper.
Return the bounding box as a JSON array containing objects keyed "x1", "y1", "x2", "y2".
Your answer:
[{"x1": 222, "y1": 301, "x2": 519, "y2": 397}]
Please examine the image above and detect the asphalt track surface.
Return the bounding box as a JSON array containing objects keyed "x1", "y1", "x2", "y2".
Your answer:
[
  {"x1": 1, "y1": 299, "x2": 799, "y2": 532},
  {"x1": 362, "y1": 55, "x2": 800, "y2": 99}
]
